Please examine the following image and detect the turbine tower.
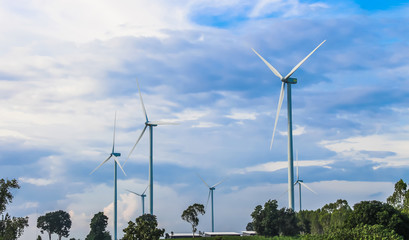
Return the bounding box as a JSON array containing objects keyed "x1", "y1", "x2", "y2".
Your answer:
[
  {"x1": 252, "y1": 40, "x2": 325, "y2": 210},
  {"x1": 198, "y1": 174, "x2": 225, "y2": 232},
  {"x1": 126, "y1": 185, "x2": 149, "y2": 215},
  {"x1": 125, "y1": 78, "x2": 177, "y2": 215},
  {"x1": 294, "y1": 151, "x2": 316, "y2": 211},
  {"x1": 90, "y1": 112, "x2": 126, "y2": 240}
]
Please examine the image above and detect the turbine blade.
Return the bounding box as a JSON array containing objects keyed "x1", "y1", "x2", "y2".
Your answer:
[
  {"x1": 90, "y1": 155, "x2": 112, "y2": 175},
  {"x1": 212, "y1": 177, "x2": 227, "y2": 188},
  {"x1": 114, "y1": 157, "x2": 127, "y2": 176},
  {"x1": 126, "y1": 189, "x2": 142, "y2": 196},
  {"x1": 142, "y1": 185, "x2": 149, "y2": 195},
  {"x1": 148, "y1": 121, "x2": 179, "y2": 125},
  {"x1": 300, "y1": 182, "x2": 317, "y2": 194},
  {"x1": 270, "y1": 82, "x2": 285, "y2": 150},
  {"x1": 296, "y1": 150, "x2": 299, "y2": 180},
  {"x1": 124, "y1": 125, "x2": 148, "y2": 166},
  {"x1": 112, "y1": 111, "x2": 117, "y2": 153},
  {"x1": 197, "y1": 173, "x2": 210, "y2": 188},
  {"x1": 252, "y1": 48, "x2": 283, "y2": 79},
  {"x1": 205, "y1": 190, "x2": 211, "y2": 210},
  {"x1": 284, "y1": 40, "x2": 326, "y2": 80},
  {"x1": 136, "y1": 78, "x2": 149, "y2": 122}
]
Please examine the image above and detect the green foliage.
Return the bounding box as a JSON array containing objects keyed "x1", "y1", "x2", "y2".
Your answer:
[
  {"x1": 246, "y1": 222, "x2": 254, "y2": 231},
  {"x1": 85, "y1": 212, "x2": 111, "y2": 240},
  {"x1": 302, "y1": 224, "x2": 403, "y2": 240},
  {"x1": 122, "y1": 214, "x2": 164, "y2": 240},
  {"x1": 347, "y1": 200, "x2": 409, "y2": 239},
  {"x1": 181, "y1": 203, "x2": 205, "y2": 236},
  {"x1": 251, "y1": 199, "x2": 299, "y2": 237},
  {"x1": 387, "y1": 179, "x2": 409, "y2": 215},
  {"x1": 176, "y1": 236, "x2": 299, "y2": 240},
  {"x1": 37, "y1": 210, "x2": 72, "y2": 240},
  {"x1": 0, "y1": 178, "x2": 29, "y2": 240}
]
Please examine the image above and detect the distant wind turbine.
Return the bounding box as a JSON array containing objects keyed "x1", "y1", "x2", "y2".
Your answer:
[
  {"x1": 252, "y1": 40, "x2": 325, "y2": 210},
  {"x1": 125, "y1": 78, "x2": 177, "y2": 215},
  {"x1": 126, "y1": 185, "x2": 149, "y2": 215},
  {"x1": 198, "y1": 174, "x2": 226, "y2": 232},
  {"x1": 90, "y1": 112, "x2": 126, "y2": 240},
  {"x1": 294, "y1": 151, "x2": 317, "y2": 211}
]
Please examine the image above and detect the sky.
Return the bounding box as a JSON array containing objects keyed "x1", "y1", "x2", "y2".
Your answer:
[{"x1": 1, "y1": 0, "x2": 409, "y2": 239}]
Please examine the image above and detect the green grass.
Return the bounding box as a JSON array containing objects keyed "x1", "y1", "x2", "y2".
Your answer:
[{"x1": 175, "y1": 236, "x2": 300, "y2": 240}]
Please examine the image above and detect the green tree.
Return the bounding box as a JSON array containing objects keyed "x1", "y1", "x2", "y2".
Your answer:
[
  {"x1": 347, "y1": 200, "x2": 409, "y2": 239},
  {"x1": 0, "y1": 178, "x2": 29, "y2": 240},
  {"x1": 181, "y1": 203, "x2": 205, "y2": 237},
  {"x1": 122, "y1": 214, "x2": 164, "y2": 240},
  {"x1": 245, "y1": 222, "x2": 254, "y2": 231},
  {"x1": 85, "y1": 212, "x2": 111, "y2": 240},
  {"x1": 251, "y1": 199, "x2": 299, "y2": 237},
  {"x1": 387, "y1": 179, "x2": 409, "y2": 214},
  {"x1": 37, "y1": 210, "x2": 72, "y2": 240}
]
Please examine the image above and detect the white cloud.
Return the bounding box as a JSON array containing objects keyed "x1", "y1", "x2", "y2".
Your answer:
[
  {"x1": 19, "y1": 177, "x2": 54, "y2": 186},
  {"x1": 279, "y1": 125, "x2": 306, "y2": 136},
  {"x1": 233, "y1": 160, "x2": 334, "y2": 174},
  {"x1": 225, "y1": 111, "x2": 257, "y2": 120},
  {"x1": 192, "y1": 122, "x2": 222, "y2": 128}
]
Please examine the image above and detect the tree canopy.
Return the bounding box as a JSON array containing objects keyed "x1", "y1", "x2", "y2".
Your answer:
[
  {"x1": 37, "y1": 210, "x2": 72, "y2": 240},
  {"x1": 181, "y1": 203, "x2": 205, "y2": 237},
  {"x1": 122, "y1": 214, "x2": 164, "y2": 240},
  {"x1": 0, "y1": 178, "x2": 28, "y2": 240},
  {"x1": 85, "y1": 212, "x2": 111, "y2": 240}
]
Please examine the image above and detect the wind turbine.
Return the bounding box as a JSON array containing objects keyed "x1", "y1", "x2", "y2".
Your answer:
[
  {"x1": 126, "y1": 185, "x2": 149, "y2": 215},
  {"x1": 125, "y1": 78, "x2": 177, "y2": 215},
  {"x1": 198, "y1": 174, "x2": 225, "y2": 232},
  {"x1": 252, "y1": 40, "x2": 325, "y2": 210},
  {"x1": 294, "y1": 151, "x2": 317, "y2": 211},
  {"x1": 90, "y1": 112, "x2": 126, "y2": 240}
]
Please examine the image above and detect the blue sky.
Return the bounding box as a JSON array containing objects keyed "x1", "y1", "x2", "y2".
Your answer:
[{"x1": 1, "y1": 0, "x2": 409, "y2": 239}]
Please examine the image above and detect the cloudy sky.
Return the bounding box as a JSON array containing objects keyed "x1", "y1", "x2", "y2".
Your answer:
[{"x1": 2, "y1": 0, "x2": 409, "y2": 239}]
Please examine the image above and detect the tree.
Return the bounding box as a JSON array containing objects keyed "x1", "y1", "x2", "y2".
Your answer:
[
  {"x1": 251, "y1": 199, "x2": 299, "y2": 237},
  {"x1": 181, "y1": 203, "x2": 205, "y2": 237},
  {"x1": 387, "y1": 179, "x2": 409, "y2": 214},
  {"x1": 85, "y1": 212, "x2": 111, "y2": 240},
  {"x1": 347, "y1": 200, "x2": 409, "y2": 239},
  {"x1": 37, "y1": 210, "x2": 72, "y2": 240},
  {"x1": 122, "y1": 214, "x2": 164, "y2": 240},
  {"x1": 0, "y1": 178, "x2": 29, "y2": 240},
  {"x1": 246, "y1": 222, "x2": 254, "y2": 231}
]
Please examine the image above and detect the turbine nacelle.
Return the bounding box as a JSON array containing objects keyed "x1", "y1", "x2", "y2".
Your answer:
[
  {"x1": 283, "y1": 77, "x2": 297, "y2": 84},
  {"x1": 112, "y1": 152, "x2": 121, "y2": 157}
]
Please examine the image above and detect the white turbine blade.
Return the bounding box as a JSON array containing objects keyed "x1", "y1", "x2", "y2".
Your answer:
[
  {"x1": 126, "y1": 189, "x2": 142, "y2": 196},
  {"x1": 252, "y1": 48, "x2": 283, "y2": 80},
  {"x1": 296, "y1": 150, "x2": 299, "y2": 180},
  {"x1": 90, "y1": 155, "x2": 112, "y2": 175},
  {"x1": 212, "y1": 178, "x2": 227, "y2": 188},
  {"x1": 270, "y1": 82, "x2": 285, "y2": 150},
  {"x1": 142, "y1": 185, "x2": 149, "y2": 195},
  {"x1": 300, "y1": 182, "x2": 317, "y2": 194},
  {"x1": 124, "y1": 125, "x2": 148, "y2": 166},
  {"x1": 136, "y1": 78, "x2": 149, "y2": 122},
  {"x1": 205, "y1": 190, "x2": 211, "y2": 210},
  {"x1": 148, "y1": 121, "x2": 180, "y2": 125},
  {"x1": 197, "y1": 173, "x2": 210, "y2": 188},
  {"x1": 112, "y1": 111, "x2": 117, "y2": 153},
  {"x1": 284, "y1": 40, "x2": 326, "y2": 80},
  {"x1": 114, "y1": 157, "x2": 127, "y2": 176}
]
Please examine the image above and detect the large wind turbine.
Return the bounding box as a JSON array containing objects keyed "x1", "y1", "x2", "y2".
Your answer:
[
  {"x1": 126, "y1": 185, "x2": 149, "y2": 215},
  {"x1": 90, "y1": 112, "x2": 126, "y2": 240},
  {"x1": 125, "y1": 78, "x2": 176, "y2": 215},
  {"x1": 198, "y1": 175, "x2": 225, "y2": 232},
  {"x1": 294, "y1": 151, "x2": 316, "y2": 211},
  {"x1": 252, "y1": 40, "x2": 325, "y2": 210}
]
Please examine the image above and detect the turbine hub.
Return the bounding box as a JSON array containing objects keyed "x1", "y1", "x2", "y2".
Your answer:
[{"x1": 282, "y1": 77, "x2": 297, "y2": 84}]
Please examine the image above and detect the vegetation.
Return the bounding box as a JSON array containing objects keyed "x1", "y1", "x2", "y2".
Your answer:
[
  {"x1": 37, "y1": 210, "x2": 72, "y2": 240},
  {"x1": 85, "y1": 212, "x2": 111, "y2": 240},
  {"x1": 0, "y1": 178, "x2": 29, "y2": 240},
  {"x1": 122, "y1": 214, "x2": 164, "y2": 240},
  {"x1": 181, "y1": 203, "x2": 206, "y2": 237}
]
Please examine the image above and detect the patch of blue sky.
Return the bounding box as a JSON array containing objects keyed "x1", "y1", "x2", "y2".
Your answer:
[{"x1": 353, "y1": 0, "x2": 409, "y2": 11}]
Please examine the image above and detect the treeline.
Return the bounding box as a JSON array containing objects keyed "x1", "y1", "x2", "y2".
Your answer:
[{"x1": 248, "y1": 179, "x2": 409, "y2": 239}]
